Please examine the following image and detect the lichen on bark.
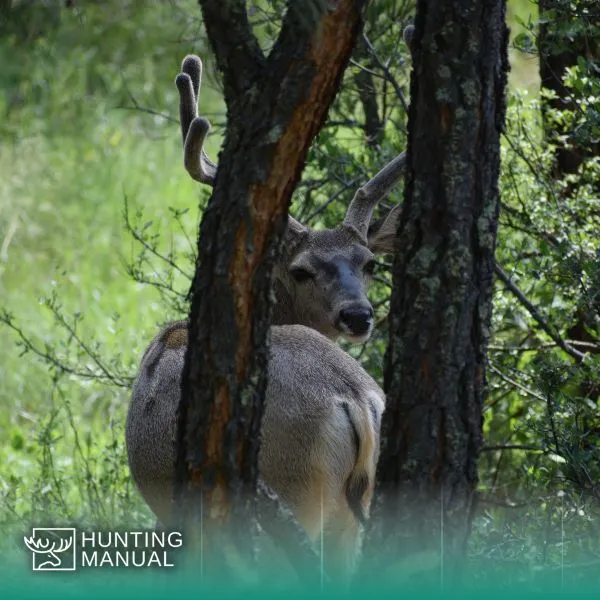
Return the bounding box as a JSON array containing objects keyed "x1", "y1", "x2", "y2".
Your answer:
[{"x1": 366, "y1": 0, "x2": 510, "y2": 588}]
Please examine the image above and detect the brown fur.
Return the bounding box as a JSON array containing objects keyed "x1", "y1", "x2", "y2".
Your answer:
[
  {"x1": 162, "y1": 323, "x2": 188, "y2": 348},
  {"x1": 126, "y1": 321, "x2": 384, "y2": 585},
  {"x1": 125, "y1": 223, "x2": 397, "y2": 585}
]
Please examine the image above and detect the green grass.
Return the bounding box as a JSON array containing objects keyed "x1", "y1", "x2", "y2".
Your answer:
[
  {"x1": 0, "y1": 1, "x2": 222, "y2": 532},
  {"x1": 0, "y1": 128, "x2": 199, "y2": 527}
]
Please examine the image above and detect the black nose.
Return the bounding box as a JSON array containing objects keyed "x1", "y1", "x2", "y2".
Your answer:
[{"x1": 339, "y1": 306, "x2": 374, "y2": 336}]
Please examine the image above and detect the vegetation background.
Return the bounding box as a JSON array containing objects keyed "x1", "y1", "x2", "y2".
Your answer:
[{"x1": 0, "y1": 0, "x2": 597, "y2": 587}]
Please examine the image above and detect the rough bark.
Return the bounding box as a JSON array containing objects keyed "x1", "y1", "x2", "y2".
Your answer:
[
  {"x1": 367, "y1": 0, "x2": 509, "y2": 588},
  {"x1": 175, "y1": 0, "x2": 366, "y2": 580}
]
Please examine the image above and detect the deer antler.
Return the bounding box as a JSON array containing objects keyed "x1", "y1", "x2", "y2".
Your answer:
[
  {"x1": 343, "y1": 151, "x2": 406, "y2": 238},
  {"x1": 174, "y1": 55, "x2": 218, "y2": 185},
  {"x1": 403, "y1": 24, "x2": 416, "y2": 56}
]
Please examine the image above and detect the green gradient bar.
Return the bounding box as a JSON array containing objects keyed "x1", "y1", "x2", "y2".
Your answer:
[
  {"x1": 4, "y1": 524, "x2": 598, "y2": 599},
  {"x1": 2, "y1": 563, "x2": 599, "y2": 600}
]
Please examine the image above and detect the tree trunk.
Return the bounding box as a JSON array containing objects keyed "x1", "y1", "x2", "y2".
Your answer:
[
  {"x1": 367, "y1": 0, "x2": 509, "y2": 589},
  {"x1": 175, "y1": 0, "x2": 366, "y2": 583}
]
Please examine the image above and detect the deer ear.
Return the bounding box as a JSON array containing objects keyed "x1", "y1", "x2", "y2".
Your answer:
[
  {"x1": 367, "y1": 203, "x2": 401, "y2": 254},
  {"x1": 285, "y1": 216, "x2": 308, "y2": 244}
]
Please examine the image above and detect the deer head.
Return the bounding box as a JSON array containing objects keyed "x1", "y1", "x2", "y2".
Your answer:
[
  {"x1": 175, "y1": 56, "x2": 405, "y2": 342},
  {"x1": 24, "y1": 534, "x2": 73, "y2": 569}
]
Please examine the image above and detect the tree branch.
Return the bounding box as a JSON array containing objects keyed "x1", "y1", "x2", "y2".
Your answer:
[
  {"x1": 481, "y1": 444, "x2": 541, "y2": 452},
  {"x1": 362, "y1": 32, "x2": 409, "y2": 114},
  {"x1": 494, "y1": 263, "x2": 587, "y2": 362},
  {"x1": 488, "y1": 363, "x2": 547, "y2": 403},
  {"x1": 352, "y1": 37, "x2": 384, "y2": 147},
  {"x1": 199, "y1": 0, "x2": 265, "y2": 100}
]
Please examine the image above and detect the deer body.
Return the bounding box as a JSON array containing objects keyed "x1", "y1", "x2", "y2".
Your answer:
[
  {"x1": 126, "y1": 320, "x2": 384, "y2": 580},
  {"x1": 125, "y1": 53, "x2": 408, "y2": 585}
]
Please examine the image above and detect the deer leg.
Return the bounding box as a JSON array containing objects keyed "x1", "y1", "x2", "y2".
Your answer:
[{"x1": 321, "y1": 505, "x2": 362, "y2": 588}]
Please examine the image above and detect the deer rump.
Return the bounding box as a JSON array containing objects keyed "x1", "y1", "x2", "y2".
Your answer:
[{"x1": 125, "y1": 320, "x2": 385, "y2": 581}]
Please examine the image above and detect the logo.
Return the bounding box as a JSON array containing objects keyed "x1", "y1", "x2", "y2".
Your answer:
[
  {"x1": 24, "y1": 528, "x2": 76, "y2": 571},
  {"x1": 23, "y1": 529, "x2": 183, "y2": 572}
]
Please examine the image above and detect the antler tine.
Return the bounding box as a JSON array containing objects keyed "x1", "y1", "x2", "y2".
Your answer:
[
  {"x1": 174, "y1": 55, "x2": 217, "y2": 185},
  {"x1": 181, "y1": 55, "x2": 201, "y2": 105},
  {"x1": 343, "y1": 151, "x2": 406, "y2": 238},
  {"x1": 403, "y1": 24, "x2": 416, "y2": 57},
  {"x1": 177, "y1": 55, "x2": 201, "y2": 144}
]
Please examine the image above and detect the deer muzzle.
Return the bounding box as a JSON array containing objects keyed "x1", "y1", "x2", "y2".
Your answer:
[{"x1": 337, "y1": 304, "x2": 374, "y2": 339}]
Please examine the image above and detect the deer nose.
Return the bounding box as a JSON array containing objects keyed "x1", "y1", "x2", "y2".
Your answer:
[{"x1": 338, "y1": 306, "x2": 374, "y2": 336}]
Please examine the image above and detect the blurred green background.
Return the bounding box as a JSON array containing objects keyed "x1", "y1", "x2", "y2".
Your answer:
[{"x1": 1, "y1": 0, "x2": 598, "y2": 588}]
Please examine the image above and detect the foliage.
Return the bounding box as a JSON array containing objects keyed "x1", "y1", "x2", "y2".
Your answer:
[
  {"x1": 0, "y1": 0, "x2": 212, "y2": 538},
  {"x1": 476, "y1": 0, "x2": 600, "y2": 578},
  {"x1": 0, "y1": 0, "x2": 598, "y2": 585}
]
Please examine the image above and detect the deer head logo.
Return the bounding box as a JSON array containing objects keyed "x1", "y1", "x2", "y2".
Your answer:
[{"x1": 24, "y1": 528, "x2": 76, "y2": 571}]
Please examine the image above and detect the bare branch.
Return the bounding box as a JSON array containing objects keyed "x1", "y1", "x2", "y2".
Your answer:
[
  {"x1": 488, "y1": 363, "x2": 546, "y2": 403},
  {"x1": 481, "y1": 444, "x2": 542, "y2": 452},
  {"x1": 123, "y1": 196, "x2": 194, "y2": 281},
  {"x1": 340, "y1": 21, "x2": 414, "y2": 238},
  {"x1": 352, "y1": 38, "x2": 384, "y2": 147},
  {"x1": 489, "y1": 340, "x2": 600, "y2": 353},
  {"x1": 361, "y1": 32, "x2": 409, "y2": 115},
  {"x1": 117, "y1": 75, "x2": 178, "y2": 125},
  {"x1": 0, "y1": 310, "x2": 132, "y2": 388},
  {"x1": 199, "y1": 0, "x2": 265, "y2": 100},
  {"x1": 494, "y1": 263, "x2": 587, "y2": 362}
]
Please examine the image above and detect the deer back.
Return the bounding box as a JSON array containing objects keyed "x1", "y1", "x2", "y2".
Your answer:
[{"x1": 125, "y1": 320, "x2": 384, "y2": 582}]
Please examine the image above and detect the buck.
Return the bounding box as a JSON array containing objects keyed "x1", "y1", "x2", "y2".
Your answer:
[{"x1": 125, "y1": 54, "x2": 407, "y2": 585}]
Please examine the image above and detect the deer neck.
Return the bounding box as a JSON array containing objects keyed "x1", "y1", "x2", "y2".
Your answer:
[
  {"x1": 271, "y1": 278, "x2": 300, "y2": 327},
  {"x1": 271, "y1": 277, "x2": 339, "y2": 341}
]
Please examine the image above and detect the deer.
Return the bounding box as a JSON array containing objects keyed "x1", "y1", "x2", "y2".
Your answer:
[{"x1": 125, "y1": 53, "x2": 407, "y2": 587}]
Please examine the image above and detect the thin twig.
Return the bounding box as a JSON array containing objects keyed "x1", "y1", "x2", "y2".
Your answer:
[
  {"x1": 489, "y1": 340, "x2": 600, "y2": 353},
  {"x1": 123, "y1": 196, "x2": 194, "y2": 281},
  {"x1": 362, "y1": 32, "x2": 409, "y2": 115},
  {"x1": 0, "y1": 313, "x2": 132, "y2": 388},
  {"x1": 488, "y1": 363, "x2": 546, "y2": 403},
  {"x1": 481, "y1": 444, "x2": 542, "y2": 452},
  {"x1": 494, "y1": 263, "x2": 587, "y2": 362}
]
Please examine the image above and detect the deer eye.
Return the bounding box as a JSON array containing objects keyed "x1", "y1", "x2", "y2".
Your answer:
[
  {"x1": 290, "y1": 267, "x2": 315, "y2": 283},
  {"x1": 364, "y1": 260, "x2": 376, "y2": 276}
]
